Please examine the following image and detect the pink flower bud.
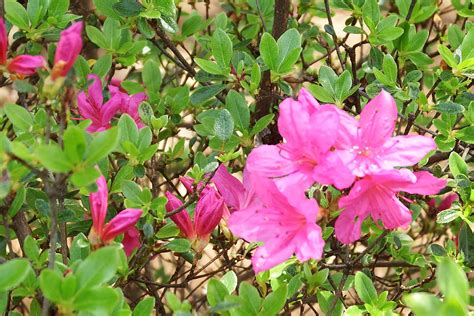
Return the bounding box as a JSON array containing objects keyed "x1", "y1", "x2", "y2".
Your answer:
[
  {"x1": 52, "y1": 21, "x2": 83, "y2": 80},
  {"x1": 122, "y1": 227, "x2": 141, "y2": 256},
  {"x1": 0, "y1": 18, "x2": 7, "y2": 65},
  {"x1": 165, "y1": 192, "x2": 195, "y2": 239},
  {"x1": 89, "y1": 175, "x2": 108, "y2": 235},
  {"x1": 194, "y1": 190, "x2": 224, "y2": 239},
  {"x1": 7, "y1": 55, "x2": 45, "y2": 76},
  {"x1": 101, "y1": 208, "x2": 142, "y2": 243}
]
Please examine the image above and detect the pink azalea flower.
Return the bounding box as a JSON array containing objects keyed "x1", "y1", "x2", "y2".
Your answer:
[
  {"x1": 52, "y1": 21, "x2": 83, "y2": 80},
  {"x1": 165, "y1": 189, "x2": 226, "y2": 252},
  {"x1": 0, "y1": 18, "x2": 45, "y2": 77},
  {"x1": 428, "y1": 193, "x2": 458, "y2": 214},
  {"x1": 212, "y1": 164, "x2": 261, "y2": 213},
  {"x1": 335, "y1": 90, "x2": 436, "y2": 177},
  {"x1": 88, "y1": 175, "x2": 142, "y2": 256},
  {"x1": 335, "y1": 169, "x2": 446, "y2": 244},
  {"x1": 225, "y1": 168, "x2": 324, "y2": 273},
  {"x1": 77, "y1": 74, "x2": 122, "y2": 132},
  {"x1": 246, "y1": 88, "x2": 355, "y2": 199},
  {"x1": 109, "y1": 81, "x2": 147, "y2": 128}
]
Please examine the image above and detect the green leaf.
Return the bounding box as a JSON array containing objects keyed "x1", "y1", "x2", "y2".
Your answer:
[
  {"x1": 436, "y1": 209, "x2": 461, "y2": 224},
  {"x1": 220, "y1": 271, "x2": 238, "y2": 294},
  {"x1": 277, "y1": 28, "x2": 301, "y2": 66},
  {"x1": 458, "y1": 224, "x2": 474, "y2": 267},
  {"x1": 166, "y1": 239, "x2": 191, "y2": 253},
  {"x1": 382, "y1": 54, "x2": 398, "y2": 83},
  {"x1": 207, "y1": 279, "x2": 229, "y2": 306},
  {"x1": 48, "y1": 0, "x2": 69, "y2": 16},
  {"x1": 118, "y1": 114, "x2": 139, "y2": 145},
  {"x1": 195, "y1": 58, "x2": 226, "y2": 75},
  {"x1": 36, "y1": 143, "x2": 74, "y2": 173},
  {"x1": 334, "y1": 70, "x2": 352, "y2": 101},
  {"x1": 122, "y1": 180, "x2": 145, "y2": 204},
  {"x1": 75, "y1": 246, "x2": 121, "y2": 288},
  {"x1": 211, "y1": 28, "x2": 233, "y2": 69},
  {"x1": 4, "y1": 103, "x2": 34, "y2": 131},
  {"x1": 190, "y1": 84, "x2": 225, "y2": 105},
  {"x1": 239, "y1": 282, "x2": 261, "y2": 313},
  {"x1": 225, "y1": 90, "x2": 250, "y2": 130},
  {"x1": 0, "y1": 259, "x2": 31, "y2": 292},
  {"x1": 70, "y1": 233, "x2": 91, "y2": 263},
  {"x1": 5, "y1": 0, "x2": 30, "y2": 29},
  {"x1": 23, "y1": 235, "x2": 39, "y2": 261},
  {"x1": 307, "y1": 84, "x2": 334, "y2": 103},
  {"x1": 433, "y1": 102, "x2": 465, "y2": 114},
  {"x1": 449, "y1": 152, "x2": 468, "y2": 177},
  {"x1": 86, "y1": 25, "x2": 108, "y2": 49},
  {"x1": 113, "y1": 0, "x2": 144, "y2": 16},
  {"x1": 92, "y1": 54, "x2": 113, "y2": 80},
  {"x1": 377, "y1": 27, "x2": 404, "y2": 41},
  {"x1": 133, "y1": 297, "x2": 156, "y2": 316},
  {"x1": 437, "y1": 257, "x2": 469, "y2": 304},
  {"x1": 344, "y1": 26, "x2": 365, "y2": 34},
  {"x1": 85, "y1": 127, "x2": 119, "y2": 164},
  {"x1": 73, "y1": 286, "x2": 120, "y2": 314},
  {"x1": 39, "y1": 270, "x2": 63, "y2": 303},
  {"x1": 214, "y1": 109, "x2": 234, "y2": 141},
  {"x1": 260, "y1": 285, "x2": 287, "y2": 315},
  {"x1": 251, "y1": 114, "x2": 274, "y2": 135},
  {"x1": 354, "y1": 272, "x2": 378, "y2": 304},
  {"x1": 403, "y1": 293, "x2": 442, "y2": 316},
  {"x1": 260, "y1": 33, "x2": 279, "y2": 71},
  {"x1": 93, "y1": 0, "x2": 122, "y2": 19},
  {"x1": 143, "y1": 59, "x2": 162, "y2": 95},
  {"x1": 438, "y1": 45, "x2": 458, "y2": 68},
  {"x1": 64, "y1": 126, "x2": 87, "y2": 164}
]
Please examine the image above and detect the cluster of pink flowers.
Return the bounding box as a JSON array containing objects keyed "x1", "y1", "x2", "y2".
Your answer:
[
  {"x1": 88, "y1": 175, "x2": 142, "y2": 256},
  {"x1": 165, "y1": 177, "x2": 227, "y2": 252},
  {"x1": 0, "y1": 18, "x2": 83, "y2": 80},
  {"x1": 211, "y1": 89, "x2": 445, "y2": 273},
  {"x1": 77, "y1": 75, "x2": 146, "y2": 132}
]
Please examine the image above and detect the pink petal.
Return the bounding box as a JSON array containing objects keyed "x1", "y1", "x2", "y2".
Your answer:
[
  {"x1": 335, "y1": 207, "x2": 368, "y2": 244},
  {"x1": 246, "y1": 145, "x2": 298, "y2": 179},
  {"x1": 278, "y1": 97, "x2": 310, "y2": 146},
  {"x1": 0, "y1": 18, "x2": 7, "y2": 65},
  {"x1": 380, "y1": 135, "x2": 436, "y2": 168},
  {"x1": 89, "y1": 175, "x2": 108, "y2": 235},
  {"x1": 313, "y1": 150, "x2": 355, "y2": 189},
  {"x1": 194, "y1": 189, "x2": 225, "y2": 238},
  {"x1": 165, "y1": 192, "x2": 195, "y2": 239},
  {"x1": 212, "y1": 165, "x2": 245, "y2": 210},
  {"x1": 359, "y1": 90, "x2": 397, "y2": 148},
  {"x1": 369, "y1": 191, "x2": 412, "y2": 230},
  {"x1": 294, "y1": 223, "x2": 324, "y2": 262},
  {"x1": 101, "y1": 208, "x2": 142, "y2": 242},
  {"x1": 7, "y1": 55, "x2": 45, "y2": 76},
  {"x1": 252, "y1": 237, "x2": 295, "y2": 273},
  {"x1": 53, "y1": 21, "x2": 83, "y2": 79},
  {"x1": 122, "y1": 227, "x2": 141, "y2": 256},
  {"x1": 437, "y1": 193, "x2": 458, "y2": 212},
  {"x1": 333, "y1": 107, "x2": 358, "y2": 149},
  {"x1": 86, "y1": 74, "x2": 104, "y2": 109},
  {"x1": 308, "y1": 105, "x2": 340, "y2": 152},
  {"x1": 100, "y1": 93, "x2": 122, "y2": 124},
  {"x1": 396, "y1": 171, "x2": 446, "y2": 195},
  {"x1": 297, "y1": 87, "x2": 320, "y2": 112}
]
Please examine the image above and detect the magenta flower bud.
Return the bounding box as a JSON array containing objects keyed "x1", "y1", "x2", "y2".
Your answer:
[
  {"x1": 165, "y1": 192, "x2": 195, "y2": 239},
  {"x1": 194, "y1": 190, "x2": 225, "y2": 238},
  {"x1": 52, "y1": 21, "x2": 83, "y2": 80},
  {"x1": 7, "y1": 55, "x2": 45, "y2": 76},
  {"x1": 101, "y1": 208, "x2": 142, "y2": 242},
  {"x1": 89, "y1": 175, "x2": 108, "y2": 235},
  {"x1": 122, "y1": 227, "x2": 141, "y2": 256},
  {"x1": 0, "y1": 18, "x2": 7, "y2": 65},
  {"x1": 428, "y1": 193, "x2": 458, "y2": 214},
  {"x1": 179, "y1": 176, "x2": 195, "y2": 194}
]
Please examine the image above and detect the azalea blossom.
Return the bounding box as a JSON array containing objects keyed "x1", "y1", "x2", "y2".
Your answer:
[
  {"x1": 223, "y1": 167, "x2": 324, "y2": 273},
  {"x1": 52, "y1": 21, "x2": 83, "y2": 80},
  {"x1": 246, "y1": 88, "x2": 355, "y2": 198},
  {"x1": 109, "y1": 80, "x2": 147, "y2": 128},
  {"x1": 88, "y1": 175, "x2": 142, "y2": 256},
  {"x1": 335, "y1": 90, "x2": 436, "y2": 177},
  {"x1": 77, "y1": 74, "x2": 122, "y2": 132},
  {"x1": 335, "y1": 169, "x2": 446, "y2": 244},
  {"x1": 165, "y1": 188, "x2": 225, "y2": 252},
  {"x1": 0, "y1": 17, "x2": 45, "y2": 77}
]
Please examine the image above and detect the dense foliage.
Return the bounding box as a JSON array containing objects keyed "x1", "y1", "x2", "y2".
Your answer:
[{"x1": 0, "y1": 0, "x2": 473, "y2": 315}]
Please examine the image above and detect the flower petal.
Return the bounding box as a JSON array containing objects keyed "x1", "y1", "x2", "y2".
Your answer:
[
  {"x1": 7, "y1": 55, "x2": 45, "y2": 76},
  {"x1": 122, "y1": 227, "x2": 141, "y2": 256},
  {"x1": 360, "y1": 90, "x2": 397, "y2": 147},
  {"x1": 165, "y1": 192, "x2": 195, "y2": 239},
  {"x1": 89, "y1": 175, "x2": 108, "y2": 235},
  {"x1": 380, "y1": 135, "x2": 436, "y2": 168},
  {"x1": 53, "y1": 21, "x2": 83, "y2": 79},
  {"x1": 101, "y1": 208, "x2": 142, "y2": 242},
  {"x1": 212, "y1": 165, "x2": 245, "y2": 210},
  {"x1": 0, "y1": 18, "x2": 7, "y2": 65}
]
